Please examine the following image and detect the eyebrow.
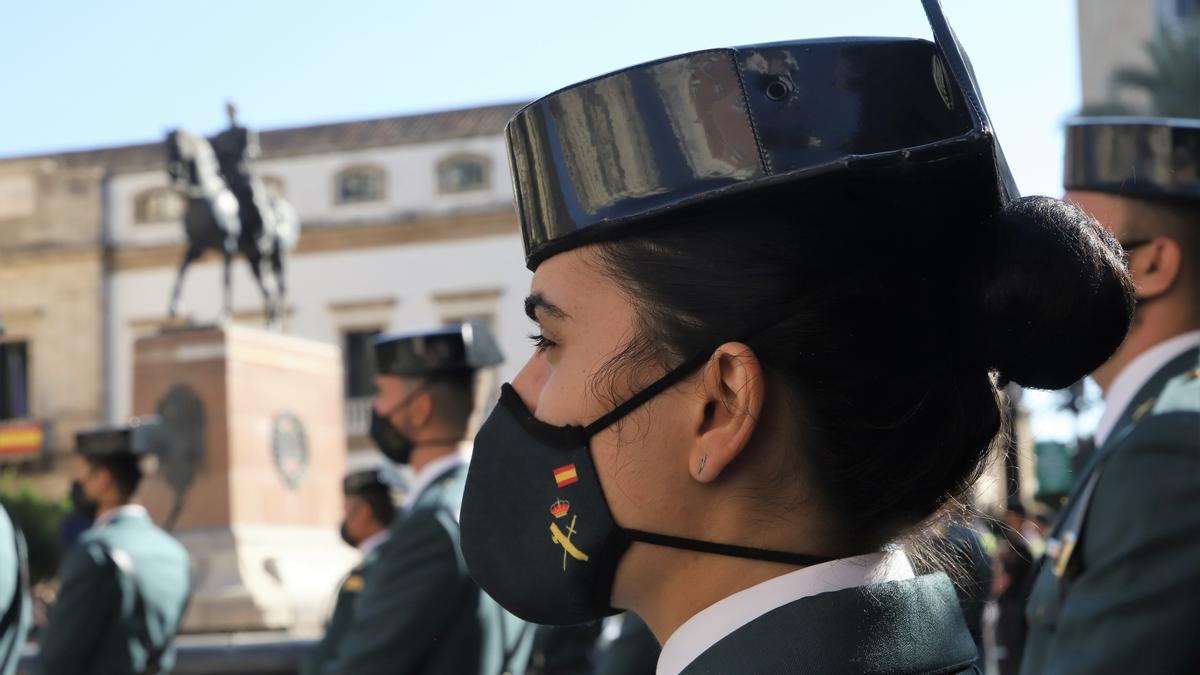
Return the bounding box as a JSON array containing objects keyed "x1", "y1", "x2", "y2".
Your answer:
[{"x1": 524, "y1": 292, "x2": 569, "y2": 323}]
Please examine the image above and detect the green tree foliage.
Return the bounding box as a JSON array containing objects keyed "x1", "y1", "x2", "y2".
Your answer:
[{"x1": 0, "y1": 476, "x2": 69, "y2": 584}]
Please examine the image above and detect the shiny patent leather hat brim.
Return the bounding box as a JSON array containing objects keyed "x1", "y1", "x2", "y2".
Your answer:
[
  {"x1": 1065, "y1": 117, "x2": 1200, "y2": 202},
  {"x1": 373, "y1": 320, "x2": 504, "y2": 378},
  {"x1": 507, "y1": 0, "x2": 1017, "y2": 270}
]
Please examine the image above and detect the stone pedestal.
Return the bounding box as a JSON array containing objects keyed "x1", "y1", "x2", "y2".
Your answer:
[{"x1": 133, "y1": 325, "x2": 356, "y2": 633}]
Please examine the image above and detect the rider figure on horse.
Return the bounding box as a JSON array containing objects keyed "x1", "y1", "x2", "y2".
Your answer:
[{"x1": 211, "y1": 102, "x2": 274, "y2": 255}]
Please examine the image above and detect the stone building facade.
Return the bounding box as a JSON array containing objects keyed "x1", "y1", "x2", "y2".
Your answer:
[
  {"x1": 1, "y1": 102, "x2": 529, "y2": 473},
  {"x1": 0, "y1": 152, "x2": 107, "y2": 461}
]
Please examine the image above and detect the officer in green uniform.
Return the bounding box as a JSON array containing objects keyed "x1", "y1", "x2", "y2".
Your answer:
[
  {"x1": 0, "y1": 321, "x2": 32, "y2": 675},
  {"x1": 1022, "y1": 118, "x2": 1200, "y2": 674},
  {"x1": 455, "y1": 1, "x2": 1134, "y2": 673},
  {"x1": 301, "y1": 468, "x2": 396, "y2": 675},
  {"x1": 34, "y1": 420, "x2": 191, "y2": 675},
  {"x1": 327, "y1": 321, "x2": 534, "y2": 675},
  {"x1": 0, "y1": 505, "x2": 29, "y2": 675}
]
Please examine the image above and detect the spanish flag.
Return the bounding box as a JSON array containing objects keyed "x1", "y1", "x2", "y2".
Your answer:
[{"x1": 553, "y1": 464, "x2": 579, "y2": 488}]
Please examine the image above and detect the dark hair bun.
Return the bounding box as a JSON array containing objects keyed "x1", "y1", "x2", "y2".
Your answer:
[{"x1": 972, "y1": 196, "x2": 1135, "y2": 390}]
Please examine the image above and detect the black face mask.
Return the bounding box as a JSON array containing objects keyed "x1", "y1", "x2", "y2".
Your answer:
[
  {"x1": 71, "y1": 480, "x2": 98, "y2": 520},
  {"x1": 461, "y1": 349, "x2": 833, "y2": 625},
  {"x1": 369, "y1": 382, "x2": 432, "y2": 464},
  {"x1": 371, "y1": 380, "x2": 470, "y2": 465},
  {"x1": 370, "y1": 410, "x2": 416, "y2": 465},
  {"x1": 339, "y1": 521, "x2": 357, "y2": 548}
]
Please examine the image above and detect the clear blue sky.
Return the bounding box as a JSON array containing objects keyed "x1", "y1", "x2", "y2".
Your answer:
[
  {"x1": 0, "y1": 0, "x2": 1088, "y2": 439},
  {"x1": 1, "y1": 0, "x2": 1080, "y2": 195}
]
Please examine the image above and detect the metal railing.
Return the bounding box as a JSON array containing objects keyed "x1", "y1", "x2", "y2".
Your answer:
[{"x1": 344, "y1": 397, "x2": 373, "y2": 438}]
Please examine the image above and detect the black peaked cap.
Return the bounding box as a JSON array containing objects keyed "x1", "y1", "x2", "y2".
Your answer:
[
  {"x1": 506, "y1": 0, "x2": 1018, "y2": 270},
  {"x1": 373, "y1": 320, "x2": 503, "y2": 378},
  {"x1": 1065, "y1": 117, "x2": 1200, "y2": 202}
]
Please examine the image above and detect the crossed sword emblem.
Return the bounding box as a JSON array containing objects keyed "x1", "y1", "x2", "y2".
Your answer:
[{"x1": 550, "y1": 515, "x2": 589, "y2": 571}]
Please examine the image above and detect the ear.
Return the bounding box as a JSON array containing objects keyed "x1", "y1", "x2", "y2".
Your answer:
[
  {"x1": 348, "y1": 499, "x2": 366, "y2": 526},
  {"x1": 689, "y1": 342, "x2": 764, "y2": 484},
  {"x1": 1133, "y1": 237, "x2": 1183, "y2": 299},
  {"x1": 93, "y1": 466, "x2": 114, "y2": 496},
  {"x1": 406, "y1": 389, "x2": 436, "y2": 431}
]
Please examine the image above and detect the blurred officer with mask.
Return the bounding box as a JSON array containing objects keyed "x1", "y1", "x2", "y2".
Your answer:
[{"x1": 327, "y1": 321, "x2": 534, "y2": 674}]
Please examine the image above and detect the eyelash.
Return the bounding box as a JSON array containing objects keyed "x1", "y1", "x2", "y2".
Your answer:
[{"x1": 528, "y1": 333, "x2": 557, "y2": 353}]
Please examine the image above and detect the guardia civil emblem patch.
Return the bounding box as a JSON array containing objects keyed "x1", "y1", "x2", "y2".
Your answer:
[{"x1": 550, "y1": 515, "x2": 589, "y2": 571}]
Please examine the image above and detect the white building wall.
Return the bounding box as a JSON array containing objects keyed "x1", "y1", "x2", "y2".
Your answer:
[
  {"x1": 1077, "y1": 0, "x2": 1157, "y2": 110},
  {"x1": 107, "y1": 232, "x2": 532, "y2": 425}
]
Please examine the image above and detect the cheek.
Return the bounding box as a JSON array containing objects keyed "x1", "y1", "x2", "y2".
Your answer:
[
  {"x1": 516, "y1": 348, "x2": 608, "y2": 427},
  {"x1": 588, "y1": 399, "x2": 690, "y2": 527}
]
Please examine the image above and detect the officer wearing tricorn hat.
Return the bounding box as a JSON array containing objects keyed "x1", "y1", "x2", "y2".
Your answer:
[
  {"x1": 301, "y1": 467, "x2": 396, "y2": 675},
  {"x1": 327, "y1": 320, "x2": 534, "y2": 674},
  {"x1": 1022, "y1": 118, "x2": 1200, "y2": 674},
  {"x1": 34, "y1": 419, "x2": 190, "y2": 675},
  {"x1": 453, "y1": 0, "x2": 1135, "y2": 672},
  {"x1": 0, "y1": 320, "x2": 30, "y2": 675}
]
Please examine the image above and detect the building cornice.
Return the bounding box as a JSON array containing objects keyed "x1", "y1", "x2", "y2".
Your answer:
[
  {"x1": 0, "y1": 243, "x2": 103, "y2": 267},
  {"x1": 108, "y1": 207, "x2": 518, "y2": 272}
]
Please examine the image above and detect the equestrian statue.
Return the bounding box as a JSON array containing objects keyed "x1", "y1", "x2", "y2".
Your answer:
[{"x1": 165, "y1": 102, "x2": 300, "y2": 327}]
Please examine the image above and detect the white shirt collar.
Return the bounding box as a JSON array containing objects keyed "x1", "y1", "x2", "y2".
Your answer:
[
  {"x1": 94, "y1": 504, "x2": 149, "y2": 528},
  {"x1": 402, "y1": 447, "x2": 468, "y2": 509},
  {"x1": 1095, "y1": 330, "x2": 1200, "y2": 447},
  {"x1": 357, "y1": 529, "x2": 391, "y2": 557},
  {"x1": 656, "y1": 549, "x2": 915, "y2": 675}
]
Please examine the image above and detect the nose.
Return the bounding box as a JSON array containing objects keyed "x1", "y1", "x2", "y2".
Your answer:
[{"x1": 510, "y1": 353, "x2": 549, "y2": 414}]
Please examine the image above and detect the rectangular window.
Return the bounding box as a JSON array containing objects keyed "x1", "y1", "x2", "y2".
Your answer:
[
  {"x1": 0, "y1": 341, "x2": 30, "y2": 420},
  {"x1": 336, "y1": 169, "x2": 385, "y2": 204},
  {"x1": 439, "y1": 160, "x2": 487, "y2": 193},
  {"x1": 344, "y1": 329, "x2": 381, "y2": 398}
]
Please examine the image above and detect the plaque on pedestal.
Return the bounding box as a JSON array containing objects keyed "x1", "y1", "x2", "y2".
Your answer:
[{"x1": 133, "y1": 325, "x2": 356, "y2": 633}]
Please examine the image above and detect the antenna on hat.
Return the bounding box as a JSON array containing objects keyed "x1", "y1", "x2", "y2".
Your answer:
[{"x1": 921, "y1": 0, "x2": 1019, "y2": 202}]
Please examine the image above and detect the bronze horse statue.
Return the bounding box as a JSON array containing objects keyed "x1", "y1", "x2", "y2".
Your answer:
[{"x1": 164, "y1": 119, "x2": 299, "y2": 326}]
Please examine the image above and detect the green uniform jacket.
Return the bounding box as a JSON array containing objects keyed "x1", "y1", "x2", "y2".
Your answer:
[
  {"x1": 594, "y1": 614, "x2": 658, "y2": 675},
  {"x1": 0, "y1": 506, "x2": 31, "y2": 675},
  {"x1": 328, "y1": 463, "x2": 534, "y2": 675},
  {"x1": 527, "y1": 622, "x2": 603, "y2": 675},
  {"x1": 1022, "y1": 347, "x2": 1200, "y2": 675},
  {"x1": 679, "y1": 573, "x2": 979, "y2": 675},
  {"x1": 34, "y1": 507, "x2": 190, "y2": 675},
  {"x1": 301, "y1": 541, "x2": 385, "y2": 675}
]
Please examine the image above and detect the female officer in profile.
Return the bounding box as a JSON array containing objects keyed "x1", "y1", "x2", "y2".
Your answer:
[{"x1": 459, "y1": 1, "x2": 1135, "y2": 673}]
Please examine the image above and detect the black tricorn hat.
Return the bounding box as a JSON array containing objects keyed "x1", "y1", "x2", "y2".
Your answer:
[
  {"x1": 506, "y1": 0, "x2": 1017, "y2": 270},
  {"x1": 76, "y1": 416, "x2": 164, "y2": 458},
  {"x1": 343, "y1": 468, "x2": 389, "y2": 496},
  {"x1": 1065, "y1": 117, "x2": 1200, "y2": 202},
  {"x1": 373, "y1": 320, "x2": 504, "y2": 378}
]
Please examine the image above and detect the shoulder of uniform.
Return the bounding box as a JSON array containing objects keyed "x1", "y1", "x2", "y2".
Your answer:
[
  {"x1": 426, "y1": 470, "x2": 467, "y2": 507},
  {"x1": 63, "y1": 536, "x2": 117, "y2": 576},
  {"x1": 74, "y1": 527, "x2": 114, "y2": 554},
  {"x1": 391, "y1": 505, "x2": 459, "y2": 553},
  {"x1": 397, "y1": 503, "x2": 444, "y2": 527},
  {"x1": 1150, "y1": 365, "x2": 1200, "y2": 416},
  {"x1": 341, "y1": 570, "x2": 366, "y2": 593}
]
